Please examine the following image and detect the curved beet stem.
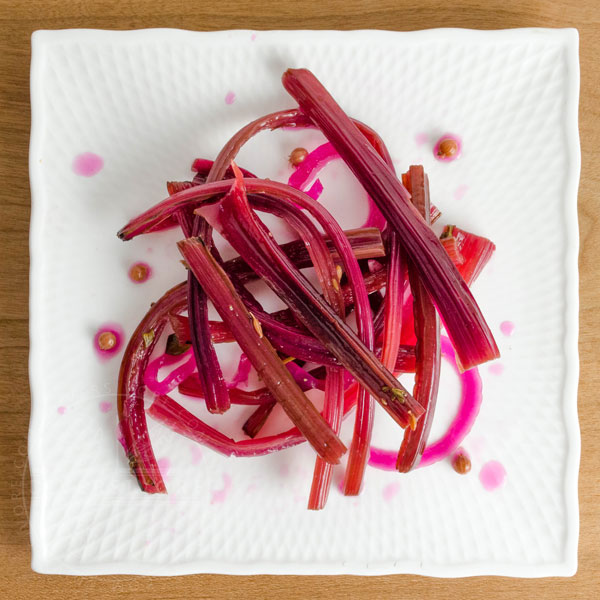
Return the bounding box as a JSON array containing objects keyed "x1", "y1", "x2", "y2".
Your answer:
[
  {"x1": 117, "y1": 282, "x2": 187, "y2": 493},
  {"x1": 148, "y1": 389, "x2": 359, "y2": 458}
]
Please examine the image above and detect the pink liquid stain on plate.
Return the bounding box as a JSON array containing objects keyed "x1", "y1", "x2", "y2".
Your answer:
[
  {"x1": 414, "y1": 132, "x2": 429, "y2": 146},
  {"x1": 99, "y1": 401, "x2": 112, "y2": 413},
  {"x1": 488, "y1": 363, "x2": 505, "y2": 375},
  {"x1": 57, "y1": 406, "x2": 66, "y2": 415},
  {"x1": 250, "y1": 33, "x2": 257, "y2": 41},
  {"x1": 128, "y1": 261, "x2": 152, "y2": 284},
  {"x1": 433, "y1": 134, "x2": 462, "y2": 162},
  {"x1": 157, "y1": 457, "x2": 171, "y2": 481},
  {"x1": 93, "y1": 323, "x2": 124, "y2": 361},
  {"x1": 454, "y1": 184, "x2": 469, "y2": 201},
  {"x1": 225, "y1": 91, "x2": 236, "y2": 105},
  {"x1": 382, "y1": 481, "x2": 401, "y2": 502},
  {"x1": 169, "y1": 493, "x2": 178, "y2": 506},
  {"x1": 190, "y1": 445, "x2": 203, "y2": 465},
  {"x1": 500, "y1": 321, "x2": 515, "y2": 336},
  {"x1": 479, "y1": 460, "x2": 506, "y2": 491},
  {"x1": 72, "y1": 152, "x2": 104, "y2": 177},
  {"x1": 211, "y1": 473, "x2": 232, "y2": 504}
]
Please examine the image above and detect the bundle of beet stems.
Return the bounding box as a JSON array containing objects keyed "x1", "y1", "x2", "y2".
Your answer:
[{"x1": 116, "y1": 68, "x2": 499, "y2": 509}]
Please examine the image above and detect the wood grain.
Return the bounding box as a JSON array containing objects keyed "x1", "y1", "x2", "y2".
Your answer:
[{"x1": 1, "y1": 1, "x2": 598, "y2": 597}]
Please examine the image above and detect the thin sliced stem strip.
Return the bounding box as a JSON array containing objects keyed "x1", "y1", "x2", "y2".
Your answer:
[
  {"x1": 397, "y1": 167, "x2": 441, "y2": 471},
  {"x1": 117, "y1": 282, "x2": 187, "y2": 494}
]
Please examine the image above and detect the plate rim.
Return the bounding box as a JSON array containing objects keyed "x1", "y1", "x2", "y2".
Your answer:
[{"x1": 28, "y1": 27, "x2": 581, "y2": 577}]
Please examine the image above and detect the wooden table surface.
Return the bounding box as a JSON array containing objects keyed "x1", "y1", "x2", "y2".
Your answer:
[{"x1": 1, "y1": 0, "x2": 598, "y2": 597}]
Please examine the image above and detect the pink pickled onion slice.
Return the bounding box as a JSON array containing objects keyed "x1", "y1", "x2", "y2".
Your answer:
[
  {"x1": 368, "y1": 336, "x2": 482, "y2": 470},
  {"x1": 288, "y1": 142, "x2": 338, "y2": 189},
  {"x1": 305, "y1": 178, "x2": 324, "y2": 201},
  {"x1": 288, "y1": 143, "x2": 384, "y2": 230},
  {"x1": 144, "y1": 350, "x2": 196, "y2": 395}
]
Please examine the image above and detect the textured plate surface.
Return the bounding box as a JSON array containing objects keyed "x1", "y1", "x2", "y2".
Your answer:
[{"x1": 29, "y1": 28, "x2": 580, "y2": 576}]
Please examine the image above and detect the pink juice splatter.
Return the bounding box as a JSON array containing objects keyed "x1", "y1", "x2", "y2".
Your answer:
[
  {"x1": 382, "y1": 481, "x2": 401, "y2": 502},
  {"x1": 433, "y1": 134, "x2": 462, "y2": 162},
  {"x1": 190, "y1": 446, "x2": 203, "y2": 465},
  {"x1": 500, "y1": 321, "x2": 515, "y2": 336},
  {"x1": 99, "y1": 401, "x2": 112, "y2": 413},
  {"x1": 211, "y1": 473, "x2": 232, "y2": 504},
  {"x1": 225, "y1": 91, "x2": 236, "y2": 105},
  {"x1": 488, "y1": 363, "x2": 504, "y2": 375},
  {"x1": 93, "y1": 323, "x2": 124, "y2": 361},
  {"x1": 157, "y1": 457, "x2": 171, "y2": 481},
  {"x1": 72, "y1": 152, "x2": 104, "y2": 176},
  {"x1": 369, "y1": 336, "x2": 482, "y2": 471},
  {"x1": 414, "y1": 132, "x2": 429, "y2": 146},
  {"x1": 250, "y1": 33, "x2": 257, "y2": 41},
  {"x1": 57, "y1": 406, "x2": 66, "y2": 415},
  {"x1": 479, "y1": 461, "x2": 506, "y2": 491},
  {"x1": 454, "y1": 184, "x2": 469, "y2": 201}
]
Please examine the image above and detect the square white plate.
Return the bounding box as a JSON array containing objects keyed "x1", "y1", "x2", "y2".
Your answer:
[{"x1": 29, "y1": 28, "x2": 580, "y2": 576}]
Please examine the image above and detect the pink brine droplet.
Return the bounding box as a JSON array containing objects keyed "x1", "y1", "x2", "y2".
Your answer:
[
  {"x1": 250, "y1": 33, "x2": 257, "y2": 41},
  {"x1": 383, "y1": 481, "x2": 401, "y2": 502},
  {"x1": 99, "y1": 401, "x2": 112, "y2": 413},
  {"x1": 414, "y1": 132, "x2": 429, "y2": 146},
  {"x1": 211, "y1": 473, "x2": 232, "y2": 504},
  {"x1": 94, "y1": 324, "x2": 124, "y2": 361},
  {"x1": 72, "y1": 152, "x2": 104, "y2": 177},
  {"x1": 225, "y1": 91, "x2": 236, "y2": 105},
  {"x1": 500, "y1": 321, "x2": 515, "y2": 336},
  {"x1": 479, "y1": 460, "x2": 506, "y2": 491},
  {"x1": 488, "y1": 363, "x2": 504, "y2": 376},
  {"x1": 433, "y1": 134, "x2": 462, "y2": 162},
  {"x1": 128, "y1": 262, "x2": 152, "y2": 284},
  {"x1": 454, "y1": 184, "x2": 469, "y2": 201},
  {"x1": 57, "y1": 406, "x2": 66, "y2": 415},
  {"x1": 157, "y1": 457, "x2": 171, "y2": 481},
  {"x1": 190, "y1": 446, "x2": 203, "y2": 465}
]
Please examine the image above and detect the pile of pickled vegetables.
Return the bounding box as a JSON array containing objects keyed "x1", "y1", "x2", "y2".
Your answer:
[{"x1": 116, "y1": 68, "x2": 498, "y2": 509}]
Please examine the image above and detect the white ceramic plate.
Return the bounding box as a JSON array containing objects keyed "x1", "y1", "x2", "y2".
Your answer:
[{"x1": 29, "y1": 28, "x2": 580, "y2": 576}]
